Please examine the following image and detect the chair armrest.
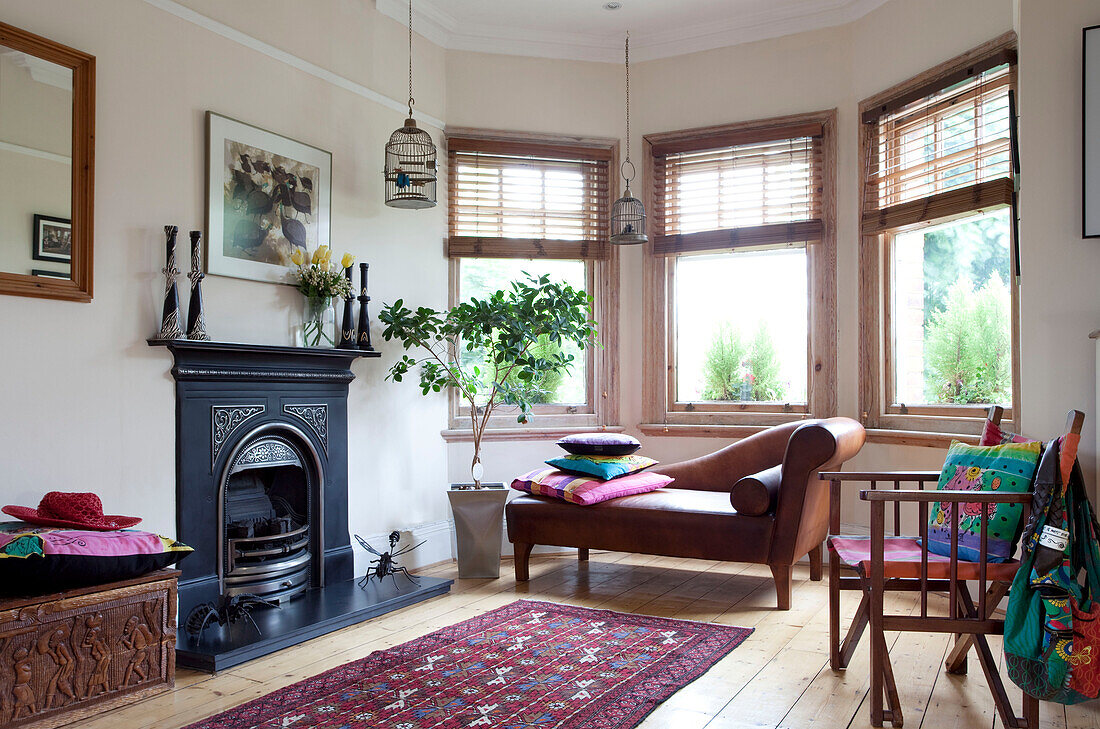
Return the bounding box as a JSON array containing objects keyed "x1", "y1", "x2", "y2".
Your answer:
[
  {"x1": 820, "y1": 471, "x2": 942, "y2": 482},
  {"x1": 731, "y1": 465, "x2": 782, "y2": 516},
  {"x1": 860, "y1": 490, "x2": 1031, "y2": 504}
]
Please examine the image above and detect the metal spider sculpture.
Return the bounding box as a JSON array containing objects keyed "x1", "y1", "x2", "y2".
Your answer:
[
  {"x1": 184, "y1": 593, "x2": 278, "y2": 638},
  {"x1": 355, "y1": 530, "x2": 424, "y2": 588}
]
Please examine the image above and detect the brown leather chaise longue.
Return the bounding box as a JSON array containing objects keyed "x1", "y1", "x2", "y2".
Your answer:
[{"x1": 506, "y1": 418, "x2": 866, "y2": 609}]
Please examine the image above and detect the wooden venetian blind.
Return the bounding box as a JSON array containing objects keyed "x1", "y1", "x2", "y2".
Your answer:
[
  {"x1": 650, "y1": 124, "x2": 824, "y2": 256},
  {"x1": 863, "y1": 58, "x2": 1013, "y2": 233},
  {"x1": 447, "y1": 137, "x2": 612, "y2": 260}
]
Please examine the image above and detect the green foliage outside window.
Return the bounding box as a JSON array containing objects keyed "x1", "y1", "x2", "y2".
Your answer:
[
  {"x1": 700, "y1": 323, "x2": 787, "y2": 402},
  {"x1": 907, "y1": 209, "x2": 1012, "y2": 405},
  {"x1": 922, "y1": 273, "x2": 1011, "y2": 404}
]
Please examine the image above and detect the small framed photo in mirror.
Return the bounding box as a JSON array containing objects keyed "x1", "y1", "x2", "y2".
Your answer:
[{"x1": 32, "y1": 214, "x2": 72, "y2": 263}]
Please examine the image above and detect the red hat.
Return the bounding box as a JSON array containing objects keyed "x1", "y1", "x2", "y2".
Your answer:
[{"x1": 3, "y1": 492, "x2": 142, "y2": 531}]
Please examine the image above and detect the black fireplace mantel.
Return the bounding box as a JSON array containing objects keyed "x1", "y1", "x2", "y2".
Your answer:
[{"x1": 148, "y1": 338, "x2": 381, "y2": 383}]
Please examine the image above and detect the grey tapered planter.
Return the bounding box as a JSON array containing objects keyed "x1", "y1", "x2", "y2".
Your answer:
[{"x1": 448, "y1": 484, "x2": 508, "y2": 578}]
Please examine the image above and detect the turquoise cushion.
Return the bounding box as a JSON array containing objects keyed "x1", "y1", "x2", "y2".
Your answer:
[{"x1": 544, "y1": 454, "x2": 657, "y2": 481}]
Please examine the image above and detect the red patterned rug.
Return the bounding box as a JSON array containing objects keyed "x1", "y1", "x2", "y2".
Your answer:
[{"x1": 185, "y1": 599, "x2": 752, "y2": 728}]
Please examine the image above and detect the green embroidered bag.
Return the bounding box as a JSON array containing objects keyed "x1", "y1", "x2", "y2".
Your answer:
[{"x1": 1004, "y1": 435, "x2": 1100, "y2": 703}]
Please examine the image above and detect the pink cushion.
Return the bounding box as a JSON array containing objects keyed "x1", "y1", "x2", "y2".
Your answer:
[
  {"x1": 827, "y1": 535, "x2": 1019, "y2": 581},
  {"x1": 511, "y1": 468, "x2": 673, "y2": 506}
]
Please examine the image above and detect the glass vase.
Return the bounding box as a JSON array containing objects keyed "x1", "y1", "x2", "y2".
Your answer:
[{"x1": 299, "y1": 295, "x2": 336, "y2": 348}]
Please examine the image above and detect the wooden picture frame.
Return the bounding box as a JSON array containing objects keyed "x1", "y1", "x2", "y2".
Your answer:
[
  {"x1": 205, "y1": 112, "x2": 332, "y2": 284},
  {"x1": 31, "y1": 268, "x2": 69, "y2": 279},
  {"x1": 32, "y1": 213, "x2": 72, "y2": 263},
  {"x1": 0, "y1": 21, "x2": 94, "y2": 302},
  {"x1": 1084, "y1": 25, "x2": 1100, "y2": 237}
]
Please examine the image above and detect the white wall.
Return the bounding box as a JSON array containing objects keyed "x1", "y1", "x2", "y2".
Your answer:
[
  {"x1": 1016, "y1": 0, "x2": 1100, "y2": 488},
  {"x1": 0, "y1": 0, "x2": 452, "y2": 571}
]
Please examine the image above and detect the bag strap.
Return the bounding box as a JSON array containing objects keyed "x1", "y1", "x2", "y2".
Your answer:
[
  {"x1": 1069, "y1": 459, "x2": 1100, "y2": 604},
  {"x1": 1020, "y1": 438, "x2": 1064, "y2": 564}
]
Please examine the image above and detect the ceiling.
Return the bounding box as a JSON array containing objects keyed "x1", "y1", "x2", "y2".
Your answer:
[{"x1": 376, "y1": 0, "x2": 890, "y2": 63}]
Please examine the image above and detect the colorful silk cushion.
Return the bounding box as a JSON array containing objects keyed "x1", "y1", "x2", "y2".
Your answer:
[
  {"x1": 556, "y1": 432, "x2": 641, "y2": 456},
  {"x1": 544, "y1": 454, "x2": 657, "y2": 480},
  {"x1": 925, "y1": 440, "x2": 1041, "y2": 563},
  {"x1": 980, "y1": 419, "x2": 1037, "y2": 447},
  {"x1": 511, "y1": 468, "x2": 673, "y2": 506},
  {"x1": 0, "y1": 522, "x2": 193, "y2": 595}
]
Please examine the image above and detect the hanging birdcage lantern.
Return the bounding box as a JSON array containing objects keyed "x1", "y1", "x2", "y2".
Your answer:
[
  {"x1": 384, "y1": 0, "x2": 437, "y2": 209},
  {"x1": 610, "y1": 32, "x2": 646, "y2": 245}
]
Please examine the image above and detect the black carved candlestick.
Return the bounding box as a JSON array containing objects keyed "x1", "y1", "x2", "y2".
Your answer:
[
  {"x1": 186, "y1": 230, "x2": 211, "y2": 341},
  {"x1": 159, "y1": 226, "x2": 184, "y2": 340},
  {"x1": 357, "y1": 262, "x2": 374, "y2": 351},
  {"x1": 338, "y1": 266, "x2": 357, "y2": 349}
]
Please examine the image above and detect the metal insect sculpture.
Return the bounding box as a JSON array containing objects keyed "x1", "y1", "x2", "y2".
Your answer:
[
  {"x1": 184, "y1": 593, "x2": 278, "y2": 639},
  {"x1": 355, "y1": 531, "x2": 424, "y2": 587}
]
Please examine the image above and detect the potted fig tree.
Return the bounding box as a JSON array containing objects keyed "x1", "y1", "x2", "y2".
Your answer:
[{"x1": 378, "y1": 273, "x2": 596, "y2": 578}]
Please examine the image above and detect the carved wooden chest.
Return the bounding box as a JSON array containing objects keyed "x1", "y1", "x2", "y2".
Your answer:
[{"x1": 0, "y1": 570, "x2": 178, "y2": 729}]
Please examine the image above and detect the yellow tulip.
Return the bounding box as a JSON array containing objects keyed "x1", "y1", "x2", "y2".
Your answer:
[
  {"x1": 319, "y1": 248, "x2": 332, "y2": 271},
  {"x1": 311, "y1": 245, "x2": 330, "y2": 266},
  {"x1": 289, "y1": 249, "x2": 304, "y2": 267},
  {"x1": 341, "y1": 252, "x2": 355, "y2": 270}
]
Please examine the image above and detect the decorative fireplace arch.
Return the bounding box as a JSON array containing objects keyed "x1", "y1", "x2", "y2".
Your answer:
[{"x1": 216, "y1": 422, "x2": 324, "y2": 602}]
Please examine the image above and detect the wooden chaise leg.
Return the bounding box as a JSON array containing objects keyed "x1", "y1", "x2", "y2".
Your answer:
[
  {"x1": 770, "y1": 563, "x2": 792, "y2": 610},
  {"x1": 513, "y1": 543, "x2": 533, "y2": 581},
  {"x1": 809, "y1": 544, "x2": 823, "y2": 581},
  {"x1": 578, "y1": 548, "x2": 589, "y2": 562}
]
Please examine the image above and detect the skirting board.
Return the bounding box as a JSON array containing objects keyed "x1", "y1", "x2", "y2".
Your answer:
[
  {"x1": 353, "y1": 516, "x2": 578, "y2": 575},
  {"x1": 362, "y1": 516, "x2": 862, "y2": 575}
]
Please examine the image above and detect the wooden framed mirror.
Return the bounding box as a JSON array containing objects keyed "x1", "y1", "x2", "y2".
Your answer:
[{"x1": 0, "y1": 22, "x2": 94, "y2": 302}]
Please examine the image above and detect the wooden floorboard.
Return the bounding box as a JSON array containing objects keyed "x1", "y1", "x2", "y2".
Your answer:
[{"x1": 78, "y1": 552, "x2": 1099, "y2": 729}]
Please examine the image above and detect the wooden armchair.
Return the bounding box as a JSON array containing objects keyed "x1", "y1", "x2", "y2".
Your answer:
[{"x1": 821, "y1": 408, "x2": 1085, "y2": 728}]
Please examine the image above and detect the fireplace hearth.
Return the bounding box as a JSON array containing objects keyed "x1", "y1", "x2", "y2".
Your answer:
[{"x1": 151, "y1": 339, "x2": 452, "y2": 671}]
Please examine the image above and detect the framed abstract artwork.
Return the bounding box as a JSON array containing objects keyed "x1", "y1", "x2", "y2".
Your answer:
[
  {"x1": 205, "y1": 112, "x2": 332, "y2": 283},
  {"x1": 1084, "y1": 25, "x2": 1100, "y2": 237}
]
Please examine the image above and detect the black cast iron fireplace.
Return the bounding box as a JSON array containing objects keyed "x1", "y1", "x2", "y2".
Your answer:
[{"x1": 151, "y1": 339, "x2": 452, "y2": 671}]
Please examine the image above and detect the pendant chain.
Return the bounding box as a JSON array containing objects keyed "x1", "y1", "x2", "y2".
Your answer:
[
  {"x1": 408, "y1": 0, "x2": 414, "y2": 117},
  {"x1": 625, "y1": 32, "x2": 631, "y2": 166}
]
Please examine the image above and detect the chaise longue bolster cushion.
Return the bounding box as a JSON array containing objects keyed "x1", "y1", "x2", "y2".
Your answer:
[
  {"x1": 505, "y1": 489, "x2": 775, "y2": 563},
  {"x1": 730, "y1": 465, "x2": 783, "y2": 516}
]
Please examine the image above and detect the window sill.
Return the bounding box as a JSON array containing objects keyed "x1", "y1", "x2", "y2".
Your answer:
[
  {"x1": 441, "y1": 425, "x2": 625, "y2": 443},
  {"x1": 638, "y1": 423, "x2": 771, "y2": 438},
  {"x1": 864, "y1": 428, "x2": 980, "y2": 448}
]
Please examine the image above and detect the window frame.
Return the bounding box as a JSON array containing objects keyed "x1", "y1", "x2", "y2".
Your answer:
[
  {"x1": 641, "y1": 110, "x2": 838, "y2": 435},
  {"x1": 443, "y1": 128, "x2": 620, "y2": 436},
  {"x1": 858, "y1": 32, "x2": 1022, "y2": 442}
]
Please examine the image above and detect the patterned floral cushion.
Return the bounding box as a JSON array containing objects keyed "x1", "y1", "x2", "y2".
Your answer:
[
  {"x1": 925, "y1": 440, "x2": 1041, "y2": 563},
  {"x1": 0, "y1": 522, "x2": 192, "y2": 594},
  {"x1": 511, "y1": 468, "x2": 673, "y2": 506},
  {"x1": 544, "y1": 454, "x2": 657, "y2": 480}
]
